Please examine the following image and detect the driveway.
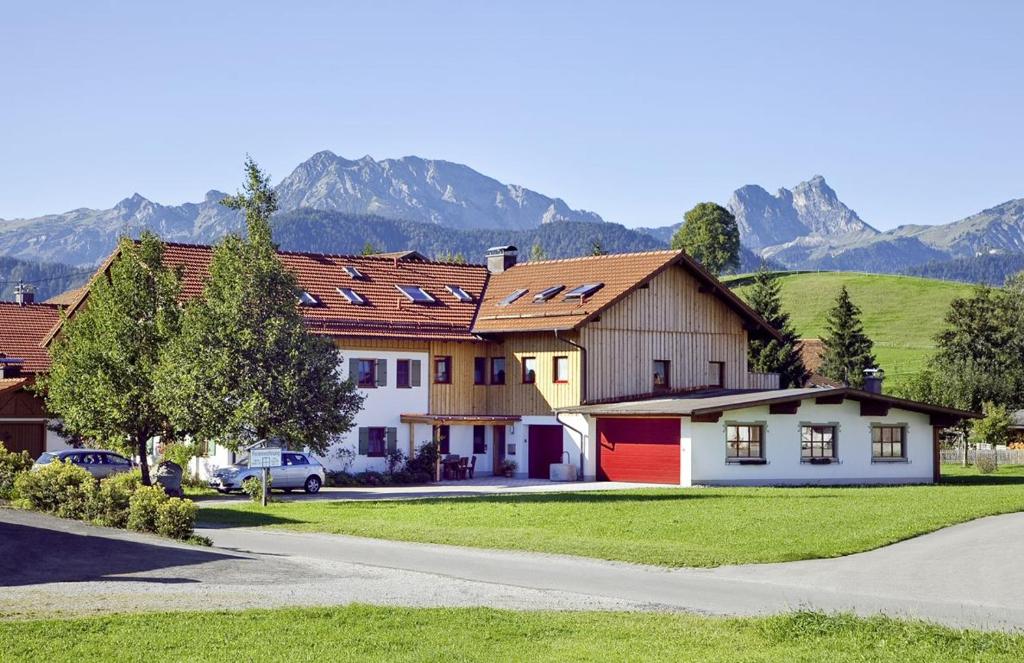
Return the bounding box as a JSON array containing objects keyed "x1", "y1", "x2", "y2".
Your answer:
[{"x1": 3, "y1": 508, "x2": 1023, "y2": 631}]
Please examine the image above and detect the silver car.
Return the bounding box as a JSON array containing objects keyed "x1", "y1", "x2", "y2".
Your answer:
[
  {"x1": 209, "y1": 451, "x2": 325, "y2": 494},
  {"x1": 33, "y1": 449, "x2": 135, "y2": 479}
]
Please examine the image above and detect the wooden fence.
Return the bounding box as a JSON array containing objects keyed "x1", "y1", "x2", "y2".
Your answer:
[{"x1": 940, "y1": 448, "x2": 1024, "y2": 465}]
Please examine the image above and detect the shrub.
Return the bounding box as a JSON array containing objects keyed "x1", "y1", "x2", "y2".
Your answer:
[
  {"x1": 355, "y1": 470, "x2": 384, "y2": 486},
  {"x1": 94, "y1": 470, "x2": 143, "y2": 528},
  {"x1": 162, "y1": 441, "x2": 202, "y2": 472},
  {"x1": 156, "y1": 497, "x2": 198, "y2": 539},
  {"x1": 327, "y1": 470, "x2": 358, "y2": 487},
  {"x1": 0, "y1": 442, "x2": 33, "y2": 500},
  {"x1": 15, "y1": 459, "x2": 97, "y2": 519},
  {"x1": 384, "y1": 448, "x2": 406, "y2": 475},
  {"x1": 406, "y1": 442, "x2": 439, "y2": 480},
  {"x1": 127, "y1": 485, "x2": 168, "y2": 533},
  {"x1": 408, "y1": 470, "x2": 433, "y2": 485},
  {"x1": 976, "y1": 453, "x2": 997, "y2": 474},
  {"x1": 242, "y1": 474, "x2": 270, "y2": 502},
  {"x1": 333, "y1": 446, "x2": 356, "y2": 473},
  {"x1": 501, "y1": 459, "x2": 518, "y2": 475}
]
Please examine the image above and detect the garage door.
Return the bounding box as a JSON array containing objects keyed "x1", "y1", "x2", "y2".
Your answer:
[
  {"x1": 0, "y1": 422, "x2": 45, "y2": 459},
  {"x1": 597, "y1": 417, "x2": 680, "y2": 484}
]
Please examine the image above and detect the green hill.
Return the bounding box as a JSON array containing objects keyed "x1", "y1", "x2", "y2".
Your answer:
[{"x1": 726, "y1": 272, "x2": 977, "y2": 391}]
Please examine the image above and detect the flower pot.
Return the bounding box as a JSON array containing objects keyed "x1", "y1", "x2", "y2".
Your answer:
[{"x1": 504, "y1": 470, "x2": 514, "y2": 478}]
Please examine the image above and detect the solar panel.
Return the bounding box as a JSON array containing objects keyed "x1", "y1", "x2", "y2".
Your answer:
[
  {"x1": 564, "y1": 283, "x2": 604, "y2": 300},
  {"x1": 343, "y1": 266, "x2": 365, "y2": 279},
  {"x1": 297, "y1": 291, "x2": 320, "y2": 306},
  {"x1": 336, "y1": 287, "x2": 367, "y2": 305},
  {"x1": 445, "y1": 285, "x2": 473, "y2": 302},
  {"x1": 533, "y1": 285, "x2": 565, "y2": 302},
  {"x1": 395, "y1": 285, "x2": 436, "y2": 304},
  {"x1": 498, "y1": 288, "x2": 528, "y2": 306}
]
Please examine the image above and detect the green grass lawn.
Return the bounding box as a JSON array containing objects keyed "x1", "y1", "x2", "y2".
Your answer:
[
  {"x1": 726, "y1": 272, "x2": 975, "y2": 391},
  {"x1": 199, "y1": 465, "x2": 1024, "y2": 568},
  {"x1": 2, "y1": 606, "x2": 1021, "y2": 662}
]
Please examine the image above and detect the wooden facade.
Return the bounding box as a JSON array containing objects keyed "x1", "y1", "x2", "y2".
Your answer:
[{"x1": 580, "y1": 265, "x2": 749, "y2": 402}]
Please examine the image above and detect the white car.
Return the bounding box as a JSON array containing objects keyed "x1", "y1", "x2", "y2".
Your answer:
[{"x1": 208, "y1": 451, "x2": 325, "y2": 494}]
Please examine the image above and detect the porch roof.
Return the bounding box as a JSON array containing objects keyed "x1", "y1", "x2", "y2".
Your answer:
[{"x1": 400, "y1": 413, "x2": 522, "y2": 425}]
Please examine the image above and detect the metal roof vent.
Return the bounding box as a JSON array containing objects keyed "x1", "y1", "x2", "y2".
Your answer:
[{"x1": 14, "y1": 281, "x2": 35, "y2": 306}]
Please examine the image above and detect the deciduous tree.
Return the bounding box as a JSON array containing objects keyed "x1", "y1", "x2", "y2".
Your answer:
[{"x1": 670, "y1": 203, "x2": 740, "y2": 276}]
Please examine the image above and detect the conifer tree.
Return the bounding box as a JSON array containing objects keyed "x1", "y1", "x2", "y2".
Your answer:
[
  {"x1": 746, "y1": 266, "x2": 809, "y2": 388},
  {"x1": 529, "y1": 242, "x2": 547, "y2": 261},
  {"x1": 819, "y1": 286, "x2": 878, "y2": 389}
]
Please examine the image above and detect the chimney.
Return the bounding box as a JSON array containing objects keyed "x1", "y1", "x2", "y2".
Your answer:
[
  {"x1": 14, "y1": 282, "x2": 35, "y2": 306},
  {"x1": 863, "y1": 368, "x2": 885, "y2": 394},
  {"x1": 486, "y1": 245, "x2": 518, "y2": 274}
]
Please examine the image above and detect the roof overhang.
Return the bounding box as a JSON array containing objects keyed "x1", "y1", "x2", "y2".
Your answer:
[{"x1": 400, "y1": 413, "x2": 522, "y2": 425}]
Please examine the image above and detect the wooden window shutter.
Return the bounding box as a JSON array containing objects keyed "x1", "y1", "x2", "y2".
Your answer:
[
  {"x1": 358, "y1": 427, "x2": 369, "y2": 455},
  {"x1": 386, "y1": 427, "x2": 398, "y2": 452},
  {"x1": 349, "y1": 358, "x2": 359, "y2": 382},
  {"x1": 376, "y1": 359, "x2": 387, "y2": 387},
  {"x1": 410, "y1": 360, "x2": 422, "y2": 387}
]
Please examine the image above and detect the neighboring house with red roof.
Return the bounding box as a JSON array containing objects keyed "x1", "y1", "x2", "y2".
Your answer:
[
  {"x1": 0, "y1": 287, "x2": 72, "y2": 458},
  {"x1": 40, "y1": 243, "x2": 977, "y2": 485}
]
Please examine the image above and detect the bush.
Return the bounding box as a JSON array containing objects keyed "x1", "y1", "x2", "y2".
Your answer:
[
  {"x1": 976, "y1": 453, "x2": 997, "y2": 474},
  {"x1": 0, "y1": 442, "x2": 33, "y2": 500},
  {"x1": 354, "y1": 470, "x2": 384, "y2": 486},
  {"x1": 384, "y1": 448, "x2": 406, "y2": 475},
  {"x1": 162, "y1": 441, "x2": 202, "y2": 472},
  {"x1": 127, "y1": 485, "x2": 168, "y2": 533},
  {"x1": 94, "y1": 470, "x2": 143, "y2": 528},
  {"x1": 327, "y1": 470, "x2": 358, "y2": 487},
  {"x1": 406, "y1": 442, "x2": 439, "y2": 480},
  {"x1": 15, "y1": 459, "x2": 97, "y2": 519},
  {"x1": 242, "y1": 474, "x2": 270, "y2": 502},
  {"x1": 156, "y1": 497, "x2": 198, "y2": 539}
]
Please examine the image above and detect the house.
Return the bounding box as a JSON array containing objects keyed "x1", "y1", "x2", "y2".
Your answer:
[
  {"x1": 0, "y1": 286, "x2": 71, "y2": 458},
  {"x1": 44, "y1": 243, "x2": 977, "y2": 484}
]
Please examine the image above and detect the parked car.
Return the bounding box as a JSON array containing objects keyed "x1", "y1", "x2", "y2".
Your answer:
[
  {"x1": 33, "y1": 449, "x2": 135, "y2": 479},
  {"x1": 208, "y1": 451, "x2": 325, "y2": 494}
]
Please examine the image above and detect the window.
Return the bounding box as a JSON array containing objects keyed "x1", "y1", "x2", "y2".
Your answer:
[
  {"x1": 498, "y1": 288, "x2": 528, "y2": 306},
  {"x1": 564, "y1": 283, "x2": 604, "y2": 301},
  {"x1": 397, "y1": 359, "x2": 411, "y2": 388},
  {"x1": 435, "y1": 425, "x2": 450, "y2": 455},
  {"x1": 434, "y1": 356, "x2": 452, "y2": 384},
  {"x1": 336, "y1": 287, "x2": 367, "y2": 305},
  {"x1": 343, "y1": 265, "x2": 365, "y2": 279},
  {"x1": 653, "y1": 360, "x2": 670, "y2": 390},
  {"x1": 474, "y1": 357, "x2": 487, "y2": 385},
  {"x1": 446, "y1": 285, "x2": 473, "y2": 302},
  {"x1": 708, "y1": 361, "x2": 725, "y2": 388},
  {"x1": 801, "y1": 425, "x2": 837, "y2": 461},
  {"x1": 297, "y1": 290, "x2": 320, "y2": 306},
  {"x1": 367, "y1": 428, "x2": 387, "y2": 457},
  {"x1": 283, "y1": 453, "x2": 309, "y2": 466},
  {"x1": 872, "y1": 425, "x2": 906, "y2": 459},
  {"x1": 491, "y1": 357, "x2": 506, "y2": 385},
  {"x1": 396, "y1": 285, "x2": 435, "y2": 304},
  {"x1": 357, "y1": 359, "x2": 376, "y2": 388},
  {"x1": 533, "y1": 285, "x2": 565, "y2": 302},
  {"x1": 726, "y1": 425, "x2": 764, "y2": 460},
  {"x1": 473, "y1": 425, "x2": 486, "y2": 454},
  {"x1": 522, "y1": 357, "x2": 537, "y2": 384},
  {"x1": 553, "y1": 356, "x2": 569, "y2": 383}
]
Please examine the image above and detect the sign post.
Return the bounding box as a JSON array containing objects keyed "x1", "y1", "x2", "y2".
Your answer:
[{"x1": 248, "y1": 448, "x2": 282, "y2": 507}]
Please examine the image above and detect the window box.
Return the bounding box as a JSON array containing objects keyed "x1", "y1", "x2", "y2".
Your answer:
[
  {"x1": 871, "y1": 457, "x2": 909, "y2": 463},
  {"x1": 727, "y1": 458, "x2": 767, "y2": 465},
  {"x1": 805, "y1": 457, "x2": 835, "y2": 465}
]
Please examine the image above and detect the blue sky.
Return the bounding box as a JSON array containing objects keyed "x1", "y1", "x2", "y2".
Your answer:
[{"x1": 2, "y1": 1, "x2": 1021, "y2": 230}]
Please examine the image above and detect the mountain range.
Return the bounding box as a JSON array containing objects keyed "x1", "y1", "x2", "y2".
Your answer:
[{"x1": 1, "y1": 151, "x2": 1022, "y2": 290}]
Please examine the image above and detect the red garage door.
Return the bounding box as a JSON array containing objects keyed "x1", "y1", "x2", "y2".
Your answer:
[{"x1": 597, "y1": 417, "x2": 680, "y2": 484}]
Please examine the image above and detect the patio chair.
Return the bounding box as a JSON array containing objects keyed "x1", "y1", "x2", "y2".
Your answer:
[
  {"x1": 466, "y1": 455, "x2": 476, "y2": 479},
  {"x1": 457, "y1": 457, "x2": 469, "y2": 480}
]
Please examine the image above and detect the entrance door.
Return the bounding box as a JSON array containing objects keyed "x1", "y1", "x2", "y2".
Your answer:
[
  {"x1": 0, "y1": 422, "x2": 45, "y2": 458},
  {"x1": 492, "y1": 426, "x2": 507, "y2": 475},
  {"x1": 528, "y1": 425, "x2": 563, "y2": 479}
]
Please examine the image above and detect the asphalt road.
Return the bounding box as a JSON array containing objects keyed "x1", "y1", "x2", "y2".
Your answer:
[{"x1": 2, "y1": 508, "x2": 1023, "y2": 631}]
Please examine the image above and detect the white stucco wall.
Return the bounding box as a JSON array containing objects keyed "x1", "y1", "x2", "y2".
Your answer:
[
  {"x1": 510, "y1": 415, "x2": 590, "y2": 481},
  {"x1": 686, "y1": 401, "x2": 935, "y2": 486}
]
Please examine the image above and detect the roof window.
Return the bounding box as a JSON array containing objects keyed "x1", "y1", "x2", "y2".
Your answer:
[
  {"x1": 564, "y1": 283, "x2": 604, "y2": 301},
  {"x1": 533, "y1": 285, "x2": 565, "y2": 303},
  {"x1": 297, "y1": 291, "x2": 321, "y2": 306},
  {"x1": 446, "y1": 285, "x2": 473, "y2": 302},
  {"x1": 498, "y1": 288, "x2": 528, "y2": 307},
  {"x1": 343, "y1": 266, "x2": 365, "y2": 279},
  {"x1": 396, "y1": 285, "x2": 436, "y2": 304},
  {"x1": 336, "y1": 287, "x2": 367, "y2": 305}
]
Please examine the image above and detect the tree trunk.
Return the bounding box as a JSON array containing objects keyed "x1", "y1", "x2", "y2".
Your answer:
[{"x1": 137, "y1": 436, "x2": 152, "y2": 486}]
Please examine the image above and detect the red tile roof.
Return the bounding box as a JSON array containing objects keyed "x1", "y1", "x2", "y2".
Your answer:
[{"x1": 0, "y1": 302, "x2": 62, "y2": 373}]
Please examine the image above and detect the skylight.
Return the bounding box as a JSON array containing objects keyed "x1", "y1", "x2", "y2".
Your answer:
[
  {"x1": 297, "y1": 291, "x2": 321, "y2": 306},
  {"x1": 396, "y1": 285, "x2": 436, "y2": 304},
  {"x1": 498, "y1": 288, "x2": 528, "y2": 307},
  {"x1": 446, "y1": 285, "x2": 473, "y2": 302},
  {"x1": 343, "y1": 266, "x2": 365, "y2": 279},
  {"x1": 533, "y1": 285, "x2": 565, "y2": 303},
  {"x1": 564, "y1": 283, "x2": 604, "y2": 300},
  {"x1": 336, "y1": 287, "x2": 367, "y2": 305}
]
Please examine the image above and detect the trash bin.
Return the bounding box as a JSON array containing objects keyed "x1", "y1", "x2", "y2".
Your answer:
[{"x1": 155, "y1": 461, "x2": 184, "y2": 498}]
